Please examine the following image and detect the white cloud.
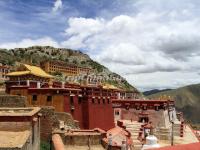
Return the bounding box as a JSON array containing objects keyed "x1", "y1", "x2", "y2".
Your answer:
[
  {"x1": 61, "y1": 3, "x2": 200, "y2": 90},
  {"x1": 2, "y1": 0, "x2": 200, "y2": 91},
  {"x1": 61, "y1": 17, "x2": 104, "y2": 49},
  {"x1": 52, "y1": 0, "x2": 62, "y2": 12},
  {"x1": 0, "y1": 37, "x2": 59, "y2": 49}
]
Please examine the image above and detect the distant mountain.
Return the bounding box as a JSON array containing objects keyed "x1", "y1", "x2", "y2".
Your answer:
[
  {"x1": 0, "y1": 46, "x2": 139, "y2": 92},
  {"x1": 143, "y1": 89, "x2": 172, "y2": 96},
  {"x1": 147, "y1": 84, "x2": 200, "y2": 124}
]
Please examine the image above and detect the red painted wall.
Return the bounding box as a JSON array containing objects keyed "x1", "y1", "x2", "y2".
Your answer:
[
  {"x1": 64, "y1": 95, "x2": 85, "y2": 129},
  {"x1": 64, "y1": 95, "x2": 114, "y2": 130},
  {"x1": 87, "y1": 97, "x2": 115, "y2": 130}
]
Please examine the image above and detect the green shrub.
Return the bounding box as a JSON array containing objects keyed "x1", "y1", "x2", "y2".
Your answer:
[{"x1": 40, "y1": 141, "x2": 50, "y2": 150}]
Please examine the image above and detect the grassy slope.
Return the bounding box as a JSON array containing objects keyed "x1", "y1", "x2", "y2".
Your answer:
[{"x1": 148, "y1": 84, "x2": 200, "y2": 124}]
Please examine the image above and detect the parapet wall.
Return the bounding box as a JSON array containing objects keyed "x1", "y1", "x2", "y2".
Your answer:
[{"x1": 0, "y1": 95, "x2": 27, "y2": 107}]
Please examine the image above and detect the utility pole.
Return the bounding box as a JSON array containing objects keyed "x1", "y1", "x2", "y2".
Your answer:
[
  {"x1": 171, "y1": 120, "x2": 174, "y2": 146},
  {"x1": 169, "y1": 106, "x2": 175, "y2": 146}
]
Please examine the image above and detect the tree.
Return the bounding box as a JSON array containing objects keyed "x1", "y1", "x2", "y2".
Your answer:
[
  {"x1": 65, "y1": 58, "x2": 69, "y2": 62},
  {"x1": 81, "y1": 61, "x2": 86, "y2": 65},
  {"x1": 72, "y1": 60, "x2": 77, "y2": 64}
]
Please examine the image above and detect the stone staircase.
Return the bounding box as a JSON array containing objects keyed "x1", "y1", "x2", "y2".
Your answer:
[
  {"x1": 173, "y1": 121, "x2": 181, "y2": 136},
  {"x1": 123, "y1": 121, "x2": 143, "y2": 150},
  {"x1": 155, "y1": 127, "x2": 170, "y2": 140}
]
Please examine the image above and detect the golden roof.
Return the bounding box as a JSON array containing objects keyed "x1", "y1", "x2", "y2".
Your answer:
[
  {"x1": 6, "y1": 71, "x2": 30, "y2": 76},
  {"x1": 7, "y1": 64, "x2": 53, "y2": 78},
  {"x1": 103, "y1": 84, "x2": 119, "y2": 90}
]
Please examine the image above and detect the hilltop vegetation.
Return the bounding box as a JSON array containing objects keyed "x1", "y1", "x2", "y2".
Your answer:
[
  {"x1": 0, "y1": 46, "x2": 90, "y2": 66},
  {"x1": 143, "y1": 89, "x2": 172, "y2": 96},
  {"x1": 0, "y1": 46, "x2": 137, "y2": 91},
  {"x1": 147, "y1": 84, "x2": 200, "y2": 124}
]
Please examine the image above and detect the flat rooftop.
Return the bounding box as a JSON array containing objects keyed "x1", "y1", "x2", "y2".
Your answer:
[
  {"x1": 0, "y1": 130, "x2": 30, "y2": 148},
  {"x1": 0, "y1": 107, "x2": 40, "y2": 116}
]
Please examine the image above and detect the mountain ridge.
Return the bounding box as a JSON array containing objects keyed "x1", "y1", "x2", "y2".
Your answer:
[{"x1": 147, "y1": 83, "x2": 200, "y2": 124}]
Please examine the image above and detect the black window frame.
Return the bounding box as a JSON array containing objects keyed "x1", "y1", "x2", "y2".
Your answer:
[
  {"x1": 32, "y1": 95, "x2": 37, "y2": 101},
  {"x1": 78, "y1": 96, "x2": 82, "y2": 104},
  {"x1": 98, "y1": 98, "x2": 100, "y2": 104},
  {"x1": 70, "y1": 96, "x2": 74, "y2": 105},
  {"x1": 47, "y1": 95, "x2": 52, "y2": 102},
  {"x1": 103, "y1": 98, "x2": 105, "y2": 104},
  {"x1": 92, "y1": 98, "x2": 95, "y2": 104},
  {"x1": 107, "y1": 99, "x2": 110, "y2": 104}
]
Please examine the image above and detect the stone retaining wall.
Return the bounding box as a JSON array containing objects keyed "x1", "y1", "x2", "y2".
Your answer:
[
  {"x1": 0, "y1": 95, "x2": 27, "y2": 107},
  {"x1": 39, "y1": 106, "x2": 59, "y2": 142},
  {"x1": 55, "y1": 112, "x2": 79, "y2": 129}
]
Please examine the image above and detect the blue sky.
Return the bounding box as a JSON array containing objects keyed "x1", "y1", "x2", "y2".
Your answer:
[
  {"x1": 0, "y1": 0, "x2": 137, "y2": 43},
  {"x1": 1, "y1": 0, "x2": 200, "y2": 91}
]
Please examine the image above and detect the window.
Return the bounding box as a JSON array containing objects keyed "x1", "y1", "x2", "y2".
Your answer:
[
  {"x1": 70, "y1": 96, "x2": 74, "y2": 105},
  {"x1": 103, "y1": 98, "x2": 105, "y2": 104},
  {"x1": 115, "y1": 111, "x2": 120, "y2": 115},
  {"x1": 32, "y1": 95, "x2": 37, "y2": 101},
  {"x1": 92, "y1": 98, "x2": 95, "y2": 104},
  {"x1": 47, "y1": 96, "x2": 52, "y2": 102},
  {"x1": 78, "y1": 97, "x2": 82, "y2": 104}
]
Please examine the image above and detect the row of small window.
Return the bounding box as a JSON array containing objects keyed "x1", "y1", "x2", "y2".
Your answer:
[
  {"x1": 50, "y1": 69, "x2": 77, "y2": 74},
  {"x1": 50, "y1": 65, "x2": 77, "y2": 70},
  {"x1": 70, "y1": 96, "x2": 82, "y2": 105},
  {"x1": 71, "y1": 97, "x2": 110, "y2": 104},
  {"x1": 32, "y1": 95, "x2": 110, "y2": 104},
  {"x1": 32, "y1": 95, "x2": 82, "y2": 104},
  {"x1": 32, "y1": 95, "x2": 52, "y2": 102},
  {"x1": 91, "y1": 98, "x2": 110, "y2": 104},
  {"x1": 51, "y1": 68, "x2": 77, "y2": 72}
]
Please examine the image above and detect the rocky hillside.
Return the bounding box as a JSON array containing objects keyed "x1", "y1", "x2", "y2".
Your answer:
[
  {"x1": 0, "y1": 46, "x2": 138, "y2": 91},
  {"x1": 147, "y1": 84, "x2": 200, "y2": 124},
  {"x1": 0, "y1": 46, "x2": 90, "y2": 66}
]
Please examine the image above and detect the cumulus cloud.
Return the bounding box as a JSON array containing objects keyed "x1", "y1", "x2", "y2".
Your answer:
[
  {"x1": 2, "y1": 0, "x2": 200, "y2": 90},
  {"x1": 0, "y1": 37, "x2": 59, "y2": 49},
  {"x1": 60, "y1": 1, "x2": 200, "y2": 90},
  {"x1": 52, "y1": 0, "x2": 62, "y2": 12},
  {"x1": 62, "y1": 15, "x2": 200, "y2": 73}
]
